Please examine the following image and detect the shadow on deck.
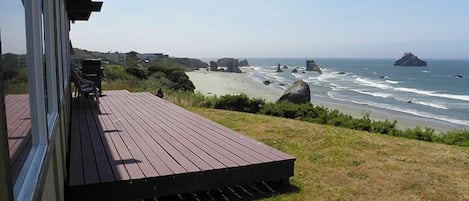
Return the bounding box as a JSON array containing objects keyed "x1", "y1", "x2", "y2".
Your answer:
[{"x1": 68, "y1": 90, "x2": 295, "y2": 201}]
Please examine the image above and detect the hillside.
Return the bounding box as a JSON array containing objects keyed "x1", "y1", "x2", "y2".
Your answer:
[{"x1": 189, "y1": 107, "x2": 469, "y2": 201}]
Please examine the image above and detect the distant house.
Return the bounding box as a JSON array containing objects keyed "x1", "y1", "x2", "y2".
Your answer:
[
  {"x1": 103, "y1": 52, "x2": 126, "y2": 64},
  {"x1": 137, "y1": 53, "x2": 169, "y2": 62}
]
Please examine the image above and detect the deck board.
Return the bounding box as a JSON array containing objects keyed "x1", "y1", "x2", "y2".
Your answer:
[
  {"x1": 129, "y1": 92, "x2": 269, "y2": 163},
  {"x1": 69, "y1": 90, "x2": 295, "y2": 201}
]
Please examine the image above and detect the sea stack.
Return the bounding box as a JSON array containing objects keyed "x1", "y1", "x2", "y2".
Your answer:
[
  {"x1": 217, "y1": 58, "x2": 239, "y2": 72},
  {"x1": 276, "y1": 63, "x2": 283, "y2": 72},
  {"x1": 306, "y1": 60, "x2": 322, "y2": 74},
  {"x1": 209, "y1": 61, "x2": 218, "y2": 71},
  {"x1": 239, "y1": 59, "x2": 250, "y2": 67},
  {"x1": 394, "y1": 52, "x2": 427, "y2": 67}
]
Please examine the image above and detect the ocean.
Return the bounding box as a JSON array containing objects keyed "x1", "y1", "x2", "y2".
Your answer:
[{"x1": 243, "y1": 58, "x2": 469, "y2": 129}]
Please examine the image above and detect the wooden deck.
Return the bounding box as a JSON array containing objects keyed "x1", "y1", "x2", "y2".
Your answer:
[
  {"x1": 68, "y1": 90, "x2": 295, "y2": 201},
  {"x1": 5, "y1": 94, "x2": 32, "y2": 183}
]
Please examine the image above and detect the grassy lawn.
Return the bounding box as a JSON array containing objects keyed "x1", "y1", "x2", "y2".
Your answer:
[{"x1": 189, "y1": 107, "x2": 469, "y2": 201}]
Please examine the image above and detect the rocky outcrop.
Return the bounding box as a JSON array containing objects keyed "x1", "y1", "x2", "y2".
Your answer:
[
  {"x1": 172, "y1": 58, "x2": 209, "y2": 69},
  {"x1": 292, "y1": 68, "x2": 298, "y2": 73},
  {"x1": 394, "y1": 52, "x2": 427, "y2": 66},
  {"x1": 276, "y1": 63, "x2": 283, "y2": 72},
  {"x1": 209, "y1": 61, "x2": 218, "y2": 71},
  {"x1": 217, "y1": 58, "x2": 239, "y2": 72},
  {"x1": 306, "y1": 60, "x2": 322, "y2": 74},
  {"x1": 277, "y1": 80, "x2": 311, "y2": 104},
  {"x1": 239, "y1": 59, "x2": 250, "y2": 67},
  {"x1": 263, "y1": 80, "x2": 272, "y2": 85}
]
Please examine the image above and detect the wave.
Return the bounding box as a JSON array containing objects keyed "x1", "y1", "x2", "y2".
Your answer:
[
  {"x1": 349, "y1": 89, "x2": 392, "y2": 98},
  {"x1": 330, "y1": 83, "x2": 349, "y2": 91},
  {"x1": 385, "y1": 80, "x2": 399, "y2": 84},
  {"x1": 355, "y1": 78, "x2": 392, "y2": 90},
  {"x1": 317, "y1": 72, "x2": 343, "y2": 81},
  {"x1": 414, "y1": 101, "x2": 448, "y2": 110},
  {"x1": 422, "y1": 70, "x2": 432, "y2": 73},
  {"x1": 327, "y1": 93, "x2": 469, "y2": 126},
  {"x1": 395, "y1": 87, "x2": 469, "y2": 101}
]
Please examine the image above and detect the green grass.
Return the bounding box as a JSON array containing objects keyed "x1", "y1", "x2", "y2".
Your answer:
[{"x1": 189, "y1": 107, "x2": 469, "y2": 201}]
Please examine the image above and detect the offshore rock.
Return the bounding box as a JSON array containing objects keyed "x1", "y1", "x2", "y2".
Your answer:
[
  {"x1": 217, "y1": 58, "x2": 239, "y2": 72},
  {"x1": 394, "y1": 52, "x2": 427, "y2": 66},
  {"x1": 209, "y1": 61, "x2": 218, "y2": 71},
  {"x1": 278, "y1": 80, "x2": 311, "y2": 104},
  {"x1": 239, "y1": 59, "x2": 250, "y2": 67},
  {"x1": 276, "y1": 63, "x2": 283, "y2": 72},
  {"x1": 306, "y1": 60, "x2": 322, "y2": 74}
]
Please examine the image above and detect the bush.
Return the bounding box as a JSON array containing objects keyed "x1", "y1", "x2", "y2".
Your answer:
[
  {"x1": 167, "y1": 70, "x2": 195, "y2": 92},
  {"x1": 104, "y1": 65, "x2": 134, "y2": 81},
  {"x1": 213, "y1": 94, "x2": 265, "y2": 113},
  {"x1": 125, "y1": 67, "x2": 148, "y2": 79},
  {"x1": 148, "y1": 65, "x2": 173, "y2": 75},
  {"x1": 434, "y1": 130, "x2": 469, "y2": 146}
]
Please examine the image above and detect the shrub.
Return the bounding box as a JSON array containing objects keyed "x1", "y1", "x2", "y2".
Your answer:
[
  {"x1": 148, "y1": 65, "x2": 173, "y2": 75},
  {"x1": 125, "y1": 67, "x2": 148, "y2": 79},
  {"x1": 104, "y1": 65, "x2": 134, "y2": 81},
  {"x1": 213, "y1": 94, "x2": 265, "y2": 113},
  {"x1": 434, "y1": 130, "x2": 469, "y2": 146}
]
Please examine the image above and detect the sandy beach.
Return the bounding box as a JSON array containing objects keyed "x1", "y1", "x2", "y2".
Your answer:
[
  {"x1": 186, "y1": 69, "x2": 282, "y2": 102},
  {"x1": 187, "y1": 69, "x2": 463, "y2": 133}
]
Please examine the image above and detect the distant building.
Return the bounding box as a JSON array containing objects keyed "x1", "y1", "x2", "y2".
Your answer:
[
  {"x1": 104, "y1": 52, "x2": 126, "y2": 64},
  {"x1": 137, "y1": 53, "x2": 169, "y2": 62}
]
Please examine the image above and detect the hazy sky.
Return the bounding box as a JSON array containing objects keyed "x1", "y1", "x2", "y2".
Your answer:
[{"x1": 2, "y1": 0, "x2": 469, "y2": 59}]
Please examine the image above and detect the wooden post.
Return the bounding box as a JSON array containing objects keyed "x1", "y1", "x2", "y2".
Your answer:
[{"x1": 0, "y1": 30, "x2": 14, "y2": 201}]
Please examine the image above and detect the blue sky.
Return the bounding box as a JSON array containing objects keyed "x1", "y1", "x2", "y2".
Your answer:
[{"x1": 2, "y1": 0, "x2": 469, "y2": 59}]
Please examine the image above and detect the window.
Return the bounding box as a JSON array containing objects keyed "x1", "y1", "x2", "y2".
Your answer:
[
  {"x1": 0, "y1": 0, "x2": 32, "y2": 187},
  {"x1": 1, "y1": 0, "x2": 53, "y2": 200}
]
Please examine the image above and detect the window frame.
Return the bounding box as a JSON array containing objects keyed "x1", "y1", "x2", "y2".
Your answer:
[
  {"x1": 43, "y1": 0, "x2": 59, "y2": 138},
  {"x1": 13, "y1": 0, "x2": 49, "y2": 200}
]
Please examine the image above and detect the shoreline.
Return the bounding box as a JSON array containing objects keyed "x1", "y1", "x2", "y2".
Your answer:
[{"x1": 187, "y1": 69, "x2": 466, "y2": 133}]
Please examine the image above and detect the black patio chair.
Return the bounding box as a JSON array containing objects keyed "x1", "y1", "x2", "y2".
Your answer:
[{"x1": 71, "y1": 69, "x2": 99, "y2": 108}]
